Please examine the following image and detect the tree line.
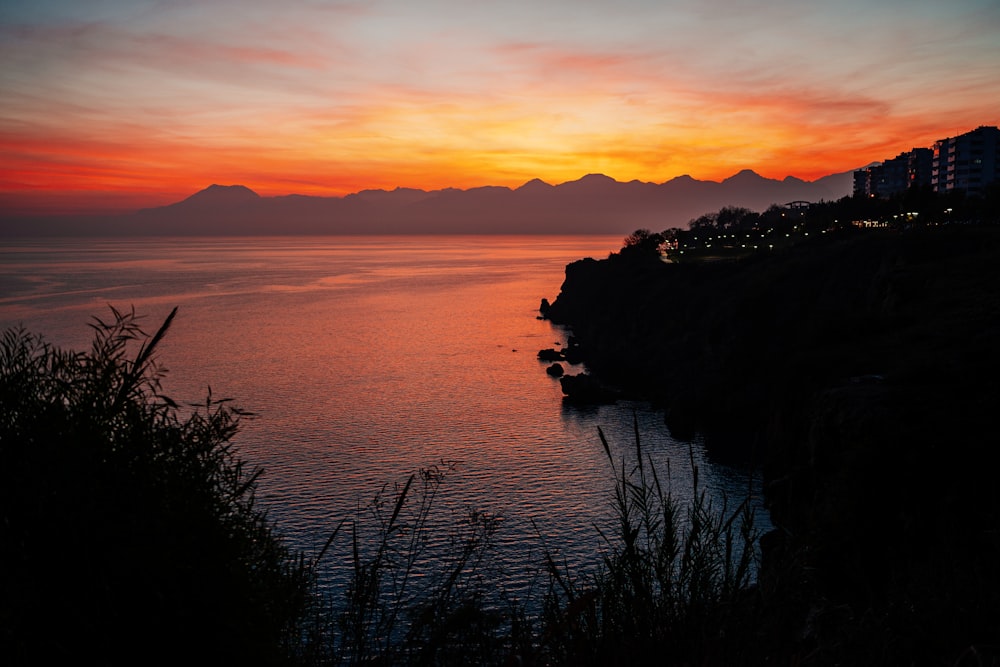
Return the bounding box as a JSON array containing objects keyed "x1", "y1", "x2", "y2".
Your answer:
[{"x1": 620, "y1": 182, "x2": 1000, "y2": 261}]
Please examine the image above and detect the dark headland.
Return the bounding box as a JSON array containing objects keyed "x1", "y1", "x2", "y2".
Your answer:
[{"x1": 540, "y1": 217, "x2": 1000, "y2": 660}]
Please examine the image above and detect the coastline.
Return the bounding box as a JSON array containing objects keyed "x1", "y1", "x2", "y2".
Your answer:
[{"x1": 539, "y1": 223, "x2": 1000, "y2": 650}]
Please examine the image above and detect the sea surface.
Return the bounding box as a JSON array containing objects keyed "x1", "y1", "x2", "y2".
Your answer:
[{"x1": 0, "y1": 235, "x2": 768, "y2": 601}]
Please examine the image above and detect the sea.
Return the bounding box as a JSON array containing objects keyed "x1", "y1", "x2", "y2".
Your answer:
[{"x1": 0, "y1": 235, "x2": 768, "y2": 603}]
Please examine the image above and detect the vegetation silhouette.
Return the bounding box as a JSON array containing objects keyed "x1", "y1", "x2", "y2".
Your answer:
[
  {"x1": 541, "y1": 194, "x2": 1000, "y2": 662},
  {"x1": 1, "y1": 308, "x2": 770, "y2": 665},
  {"x1": 11, "y1": 183, "x2": 1000, "y2": 664},
  {"x1": 0, "y1": 306, "x2": 322, "y2": 665},
  {"x1": 536, "y1": 422, "x2": 761, "y2": 665}
]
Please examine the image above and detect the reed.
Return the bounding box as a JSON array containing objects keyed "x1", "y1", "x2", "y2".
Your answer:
[
  {"x1": 2, "y1": 308, "x2": 768, "y2": 665},
  {"x1": 0, "y1": 307, "x2": 321, "y2": 665},
  {"x1": 536, "y1": 416, "x2": 761, "y2": 665},
  {"x1": 314, "y1": 458, "x2": 531, "y2": 666}
]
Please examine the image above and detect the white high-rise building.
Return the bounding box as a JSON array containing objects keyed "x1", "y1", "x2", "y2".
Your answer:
[{"x1": 932, "y1": 126, "x2": 1000, "y2": 196}]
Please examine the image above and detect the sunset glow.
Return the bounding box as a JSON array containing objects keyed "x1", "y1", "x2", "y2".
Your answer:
[{"x1": 2, "y1": 0, "x2": 998, "y2": 214}]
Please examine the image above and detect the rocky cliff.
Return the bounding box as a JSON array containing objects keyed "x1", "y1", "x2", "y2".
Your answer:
[{"x1": 541, "y1": 225, "x2": 1000, "y2": 657}]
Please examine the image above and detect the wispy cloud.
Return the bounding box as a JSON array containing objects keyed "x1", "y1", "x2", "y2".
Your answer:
[{"x1": 1, "y1": 0, "x2": 998, "y2": 213}]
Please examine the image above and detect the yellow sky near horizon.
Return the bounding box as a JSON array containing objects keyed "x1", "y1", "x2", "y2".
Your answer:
[{"x1": 1, "y1": 0, "x2": 998, "y2": 215}]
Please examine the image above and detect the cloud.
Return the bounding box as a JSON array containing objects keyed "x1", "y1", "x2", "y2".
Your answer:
[{"x1": 2, "y1": 0, "x2": 999, "y2": 212}]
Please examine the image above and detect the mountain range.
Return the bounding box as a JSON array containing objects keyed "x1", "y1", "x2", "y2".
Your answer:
[{"x1": 3, "y1": 169, "x2": 855, "y2": 236}]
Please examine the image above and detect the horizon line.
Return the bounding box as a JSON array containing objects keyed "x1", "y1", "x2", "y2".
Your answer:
[{"x1": 1, "y1": 166, "x2": 858, "y2": 220}]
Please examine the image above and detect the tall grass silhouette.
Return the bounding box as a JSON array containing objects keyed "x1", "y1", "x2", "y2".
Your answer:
[
  {"x1": 2, "y1": 307, "x2": 764, "y2": 665},
  {"x1": 536, "y1": 418, "x2": 760, "y2": 665},
  {"x1": 0, "y1": 306, "x2": 322, "y2": 665}
]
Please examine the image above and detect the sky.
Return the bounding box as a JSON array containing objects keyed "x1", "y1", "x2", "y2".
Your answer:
[{"x1": 1, "y1": 0, "x2": 998, "y2": 215}]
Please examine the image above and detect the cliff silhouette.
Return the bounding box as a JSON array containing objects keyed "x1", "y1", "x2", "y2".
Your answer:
[
  {"x1": 2, "y1": 170, "x2": 853, "y2": 236},
  {"x1": 541, "y1": 223, "x2": 1000, "y2": 657}
]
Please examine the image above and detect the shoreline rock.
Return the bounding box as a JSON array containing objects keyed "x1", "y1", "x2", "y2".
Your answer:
[
  {"x1": 538, "y1": 225, "x2": 1000, "y2": 642},
  {"x1": 558, "y1": 372, "x2": 620, "y2": 404}
]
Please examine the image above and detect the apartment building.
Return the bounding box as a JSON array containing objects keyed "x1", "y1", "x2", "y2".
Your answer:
[
  {"x1": 853, "y1": 147, "x2": 932, "y2": 198},
  {"x1": 932, "y1": 125, "x2": 1000, "y2": 196},
  {"x1": 854, "y1": 126, "x2": 998, "y2": 198}
]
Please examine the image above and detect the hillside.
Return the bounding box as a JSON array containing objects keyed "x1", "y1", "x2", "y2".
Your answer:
[{"x1": 541, "y1": 224, "x2": 1000, "y2": 660}]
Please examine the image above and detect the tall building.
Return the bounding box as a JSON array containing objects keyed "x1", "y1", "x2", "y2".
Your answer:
[
  {"x1": 906, "y1": 147, "x2": 933, "y2": 191},
  {"x1": 853, "y1": 147, "x2": 933, "y2": 198},
  {"x1": 932, "y1": 126, "x2": 1000, "y2": 195},
  {"x1": 854, "y1": 165, "x2": 880, "y2": 198}
]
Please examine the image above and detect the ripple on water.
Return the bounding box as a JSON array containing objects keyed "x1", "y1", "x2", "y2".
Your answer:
[{"x1": 0, "y1": 236, "x2": 769, "y2": 604}]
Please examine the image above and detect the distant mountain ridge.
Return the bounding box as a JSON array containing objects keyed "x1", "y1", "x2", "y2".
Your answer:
[
  {"x1": 6, "y1": 169, "x2": 856, "y2": 236},
  {"x1": 177, "y1": 184, "x2": 260, "y2": 205}
]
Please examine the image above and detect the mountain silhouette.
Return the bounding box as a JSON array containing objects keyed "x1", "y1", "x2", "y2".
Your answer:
[
  {"x1": 3, "y1": 170, "x2": 856, "y2": 236},
  {"x1": 516, "y1": 178, "x2": 555, "y2": 193},
  {"x1": 176, "y1": 184, "x2": 260, "y2": 206},
  {"x1": 721, "y1": 169, "x2": 764, "y2": 184}
]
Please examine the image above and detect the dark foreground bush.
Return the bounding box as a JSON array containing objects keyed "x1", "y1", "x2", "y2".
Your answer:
[
  {"x1": 0, "y1": 307, "x2": 321, "y2": 665},
  {"x1": 1, "y1": 308, "x2": 769, "y2": 665}
]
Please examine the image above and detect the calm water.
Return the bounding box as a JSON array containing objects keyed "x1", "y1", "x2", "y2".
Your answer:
[{"x1": 0, "y1": 235, "x2": 767, "y2": 598}]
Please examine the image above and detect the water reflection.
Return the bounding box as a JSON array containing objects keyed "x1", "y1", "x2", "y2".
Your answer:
[{"x1": 0, "y1": 235, "x2": 770, "y2": 602}]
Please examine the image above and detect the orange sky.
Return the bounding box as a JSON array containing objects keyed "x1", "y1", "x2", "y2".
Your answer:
[{"x1": 2, "y1": 0, "x2": 999, "y2": 215}]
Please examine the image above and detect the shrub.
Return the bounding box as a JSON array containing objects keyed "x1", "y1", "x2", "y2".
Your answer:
[
  {"x1": 1, "y1": 307, "x2": 769, "y2": 665},
  {"x1": 0, "y1": 307, "x2": 321, "y2": 666}
]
